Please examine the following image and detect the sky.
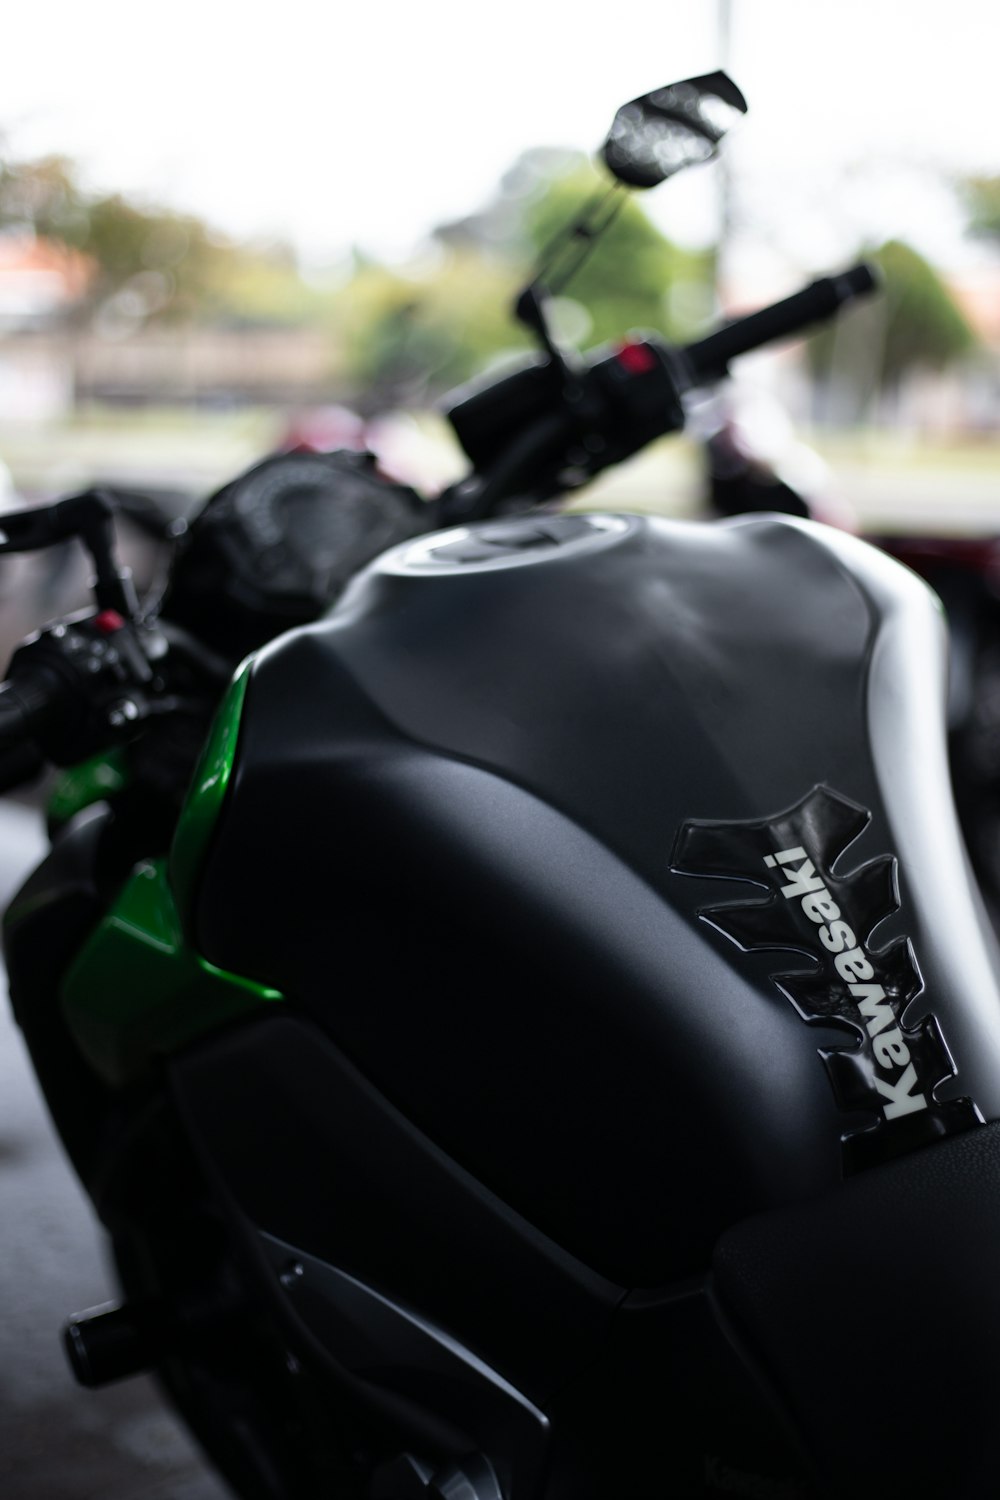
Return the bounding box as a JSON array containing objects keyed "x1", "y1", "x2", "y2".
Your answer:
[{"x1": 3, "y1": 0, "x2": 999, "y2": 279}]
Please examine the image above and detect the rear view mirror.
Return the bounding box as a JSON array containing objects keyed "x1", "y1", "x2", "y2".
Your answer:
[{"x1": 602, "y1": 71, "x2": 748, "y2": 189}]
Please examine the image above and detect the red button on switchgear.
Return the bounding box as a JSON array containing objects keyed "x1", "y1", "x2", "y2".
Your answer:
[
  {"x1": 616, "y1": 342, "x2": 657, "y2": 375},
  {"x1": 93, "y1": 610, "x2": 126, "y2": 634}
]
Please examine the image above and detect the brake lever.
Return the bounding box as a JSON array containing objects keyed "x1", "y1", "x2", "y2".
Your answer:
[{"x1": 0, "y1": 489, "x2": 140, "y2": 621}]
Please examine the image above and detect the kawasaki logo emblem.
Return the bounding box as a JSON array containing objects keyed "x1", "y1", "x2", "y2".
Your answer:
[
  {"x1": 671, "y1": 785, "x2": 982, "y2": 1171},
  {"x1": 763, "y1": 840, "x2": 925, "y2": 1123}
]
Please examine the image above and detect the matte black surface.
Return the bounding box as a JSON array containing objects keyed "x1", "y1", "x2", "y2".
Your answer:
[
  {"x1": 16, "y1": 510, "x2": 1000, "y2": 1499},
  {"x1": 713, "y1": 1119, "x2": 1000, "y2": 1499},
  {"x1": 192, "y1": 514, "x2": 1000, "y2": 1287},
  {"x1": 171, "y1": 1017, "x2": 822, "y2": 1497},
  {"x1": 3, "y1": 806, "x2": 116, "y2": 1186},
  {"x1": 191, "y1": 664, "x2": 848, "y2": 1284},
  {"x1": 256, "y1": 1231, "x2": 550, "y2": 1500},
  {"x1": 170, "y1": 1012, "x2": 623, "y2": 1407},
  {"x1": 320, "y1": 515, "x2": 875, "y2": 882},
  {"x1": 163, "y1": 450, "x2": 422, "y2": 660}
]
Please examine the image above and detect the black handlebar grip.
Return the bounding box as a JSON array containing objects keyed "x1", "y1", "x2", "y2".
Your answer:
[
  {"x1": 0, "y1": 738, "x2": 44, "y2": 794},
  {"x1": 0, "y1": 685, "x2": 44, "y2": 793},
  {"x1": 0, "y1": 683, "x2": 31, "y2": 751},
  {"x1": 682, "y1": 262, "x2": 880, "y2": 386}
]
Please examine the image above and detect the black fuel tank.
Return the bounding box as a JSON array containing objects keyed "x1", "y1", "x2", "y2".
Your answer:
[{"x1": 192, "y1": 512, "x2": 1000, "y2": 1286}]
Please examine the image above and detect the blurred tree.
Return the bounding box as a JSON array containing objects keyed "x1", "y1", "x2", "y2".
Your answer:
[
  {"x1": 516, "y1": 158, "x2": 713, "y2": 346},
  {"x1": 194, "y1": 241, "x2": 331, "y2": 328},
  {"x1": 808, "y1": 239, "x2": 977, "y2": 410},
  {"x1": 332, "y1": 150, "x2": 714, "y2": 403},
  {"x1": 0, "y1": 143, "x2": 713, "y2": 400},
  {"x1": 961, "y1": 176, "x2": 1000, "y2": 245},
  {"x1": 873, "y1": 239, "x2": 977, "y2": 387},
  {"x1": 0, "y1": 150, "x2": 320, "y2": 327},
  {"x1": 331, "y1": 250, "x2": 534, "y2": 410},
  {"x1": 437, "y1": 151, "x2": 713, "y2": 349},
  {"x1": 0, "y1": 153, "x2": 88, "y2": 241},
  {"x1": 79, "y1": 194, "x2": 227, "y2": 321}
]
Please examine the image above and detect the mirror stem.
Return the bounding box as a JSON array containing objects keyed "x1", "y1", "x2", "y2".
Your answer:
[{"x1": 514, "y1": 282, "x2": 582, "y2": 402}]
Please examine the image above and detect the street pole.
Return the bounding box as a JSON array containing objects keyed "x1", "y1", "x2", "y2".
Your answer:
[{"x1": 716, "y1": 0, "x2": 734, "y2": 303}]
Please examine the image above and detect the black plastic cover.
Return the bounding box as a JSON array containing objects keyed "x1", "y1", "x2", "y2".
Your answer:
[
  {"x1": 163, "y1": 450, "x2": 422, "y2": 660},
  {"x1": 713, "y1": 1119, "x2": 1000, "y2": 1499},
  {"x1": 191, "y1": 513, "x2": 1000, "y2": 1291}
]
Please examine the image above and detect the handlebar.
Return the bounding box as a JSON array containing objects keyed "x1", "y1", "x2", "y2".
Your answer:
[
  {"x1": 0, "y1": 683, "x2": 31, "y2": 749},
  {"x1": 0, "y1": 611, "x2": 162, "y2": 797},
  {"x1": 0, "y1": 684, "x2": 47, "y2": 794},
  {"x1": 0, "y1": 665, "x2": 73, "y2": 750},
  {"x1": 442, "y1": 261, "x2": 880, "y2": 519},
  {"x1": 0, "y1": 261, "x2": 881, "y2": 793},
  {"x1": 681, "y1": 263, "x2": 879, "y2": 385}
]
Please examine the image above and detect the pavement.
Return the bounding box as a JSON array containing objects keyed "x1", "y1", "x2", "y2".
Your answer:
[{"x1": 0, "y1": 800, "x2": 230, "y2": 1498}]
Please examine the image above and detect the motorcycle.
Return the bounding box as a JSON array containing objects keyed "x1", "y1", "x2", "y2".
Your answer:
[{"x1": 1, "y1": 73, "x2": 996, "y2": 1500}]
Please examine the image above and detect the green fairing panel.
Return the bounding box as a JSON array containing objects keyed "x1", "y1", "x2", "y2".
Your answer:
[
  {"x1": 170, "y1": 656, "x2": 252, "y2": 925},
  {"x1": 62, "y1": 658, "x2": 283, "y2": 1087},
  {"x1": 48, "y1": 748, "x2": 130, "y2": 826},
  {"x1": 63, "y1": 858, "x2": 282, "y2": 1087}
]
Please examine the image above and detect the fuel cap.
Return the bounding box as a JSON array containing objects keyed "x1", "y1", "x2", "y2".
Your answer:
[{"x1": 379, "y1": 513, "x2": 633, "y2": 575}]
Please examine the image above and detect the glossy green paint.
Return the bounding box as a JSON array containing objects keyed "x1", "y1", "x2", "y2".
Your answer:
[
  {"x1": 169, "y1": 657, "x2": 251, "y2": 925},
  {"x1": 60, "y1": 655, "x2": 285, "y2": 1087},
  {"x1": 48, "y1": 748, "x2": 130, "y2": 826},
  {"x1": 62, "y1": 857, "x2": 282, "y2": 1087}
]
